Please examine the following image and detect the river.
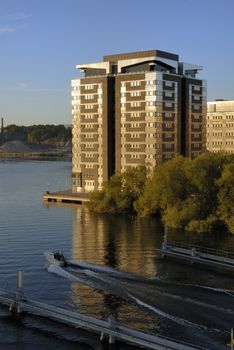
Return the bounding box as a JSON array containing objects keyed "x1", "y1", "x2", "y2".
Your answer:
[{"x1": 0, "y1": 160, "x2": 233, "y2": 350}]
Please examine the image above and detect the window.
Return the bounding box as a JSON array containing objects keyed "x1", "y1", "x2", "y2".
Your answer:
[
  {"x1": 130, "y1": 81, "x2": 141, "y2": 86},
  {"x1": 84, "y1": 94, "x2": 94, "y2": 100},
  {"x1": 193, "y1": 133, "x2": 200, "y2": 139},
  {"x1": 85, "y1": 105, "x2": 94, "y2": 110},
  {"x1": 193, "y1": 85, "x2": 201, "y2": 91},
  {"x1": 165, "y1": 102, "x2": 173, "y2": 108},
  {"x1": 84, "y1": 114, "x2": 94, "y2": 119},
  {"x1": 164, "y1": 80, "x2": 173, "y2": 87},
  {"x1": 131, "y1": 144, "x2": 140, "y2": 148},
  {"x1": 131, "y1": 112, "x2": 140, "y2": 117},
  {"x1": 130, "y1": 91, "x2": 141, "y2": 97},
  {"x1": 192, "y1": 114, "x2": 201, "y2": 120},
  {"x1": 146, "y1": 91, "x2": 155, "y2": 96},
  {"x1": 84, "y1": 84, "x2": 94, "y2": 90},
  {"x1": 84, "y1": 124, "x2": 94, "y2": 129},
  {"x1": 193, "y1": 95, "x2": 201, "y2": 101},
  {"x1": 146, "y1": 101, "x2": 155, "y2": 106},
  {"x1": 164, "y1": 112, "x2": 173, "y2": 118},
  {"x1": 164, "y1": 153, "x2": 172, "y2": 159},
  {"x1": 165, "y1": 122, "x2": 172, "y2": 128},
  {"x1": 193, "y1": 123, "x2": 200, "y2": 129},
  {"x1": 164, "y1": 91, "x2": 173, "y2": 98},
  {"x1": 130, "y1": 102, "x2": 141, "y2": 107},
  {"x1": 146, "y1": 122, "x2": 154, "y2": 127}
]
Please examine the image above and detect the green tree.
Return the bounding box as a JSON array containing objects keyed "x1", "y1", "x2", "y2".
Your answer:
[
  {"x1": 88, "y1": 166, "x2": 148, "y2": 214},
  {"x1": 217, "y1": 163, "x2": 234, "y2": 234},
  {"x1": 135, "y1": 153, "x2": 234, "y2": 233},
  {"x1": 4, "y1": 124, "x2": 71, "y2": 144},
  {"x1": 89, "y1": 152, "x2": 234, "y2": 233},
  {"x1": 184, "y1": 152, "x2": 234, "y2": 232},
  {"x1": 135, "y1": 156, "x2": 193, "y2": 226}
]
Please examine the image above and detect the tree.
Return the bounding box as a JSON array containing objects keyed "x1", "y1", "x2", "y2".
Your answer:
[
  {"x1": 88, "y1": 166, "x2": 148, "y2": 214},
  {"x1": 3, "y1": 124, "x2": 71, "y2": 145},
  {"x1": 88, "y1": 153, "x2": 234, "y2": 234},
  {"x1": 135, "y1": 156, "x2": 193, "y2": 226},
  {"x1": 135, "y1": 153, "x2": 234, "y2": 233},
  {"x1": 217, "y1": 163, "x2": 234, "y2": 234}
]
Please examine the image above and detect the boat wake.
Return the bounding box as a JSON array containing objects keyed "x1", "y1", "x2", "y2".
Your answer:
[
  {"x1": 47, "y1": 263, "x2": 230, "y2": 333},
  {"x1": 44, "y1": 249, "x2": 234, "y2": 347},
  {"x1": 68, "y1": 260, "x2": 147, "y2": 281}
]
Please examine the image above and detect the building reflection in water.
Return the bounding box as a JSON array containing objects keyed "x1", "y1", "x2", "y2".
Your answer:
[
  {"x1": 71, "y1": 206, "x2": 162, "y2": 275},
  {"x1": 70, "y1": 206, "x2": 164, "y2": 326}
]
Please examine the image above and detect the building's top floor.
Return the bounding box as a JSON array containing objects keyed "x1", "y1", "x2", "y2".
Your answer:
[
  {"x1": 103, "y1": 50, "x2": 179, "y2": 62},
  {"x1": 208, "y1": 100, "x2": 234, "y2": 113},
  {"x1": 76, "y1": 50, "x2": 203, "y2": 79}
]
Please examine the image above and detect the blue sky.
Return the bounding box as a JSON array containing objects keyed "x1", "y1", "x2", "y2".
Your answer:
[{"x1": 0, "y1": 0, "x2": 234, "y2": 126}]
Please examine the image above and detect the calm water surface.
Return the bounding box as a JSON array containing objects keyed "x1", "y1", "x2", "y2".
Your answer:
[{"x1": 0, "y1": 160, "x2": 233, "y2": 350}]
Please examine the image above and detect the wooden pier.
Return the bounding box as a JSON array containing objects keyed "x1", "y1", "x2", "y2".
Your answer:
[
  {"x1": 0, "y1": 272, "x2": 208, "y2": 350},
  {"x1": 43, "y1": 190, "x2": 90, "y2": 204},
  {"x1": 156, "y1": 241, "x2": 234, "y2": 273}
]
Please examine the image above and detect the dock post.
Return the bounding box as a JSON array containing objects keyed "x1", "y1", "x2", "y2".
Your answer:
[
  {"x1": 9, "y1": 270, "x2": 24, "y2": 314},
  {"x1": 191, "y1": 247, "x2": 196, "y2": 257},
  {"x1": 231, "y1": 328, "x2": 234, "y2": 350},
  {"x1": 108, "y1": 314, "x2": 116, "y2": 344},
  {"x1": 100, "y1": 331, "x2": 105, "y2": 341},
  {"x1": 16, "y1": 271, "x2": 24, "y2": 314}
]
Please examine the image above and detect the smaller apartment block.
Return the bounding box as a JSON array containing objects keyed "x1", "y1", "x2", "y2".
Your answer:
[
  {"x1": 72, "y1": 50, "x2": 206, "y2": 192},
  {"x1": 207, "y1": 100, "x2": 234, "y2": 154}
]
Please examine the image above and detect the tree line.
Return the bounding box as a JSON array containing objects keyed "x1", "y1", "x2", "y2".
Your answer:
[
  {"x1": 0, "y1": 124, "x2": 71, "y2": 145},
  {"x1": 88, "y1": 152, "x2": 234, "y2": 234}
]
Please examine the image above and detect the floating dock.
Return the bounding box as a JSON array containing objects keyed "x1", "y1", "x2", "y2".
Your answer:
[
  {"x1": 43, "y1": 190, "x2": 90, "y2": 204},
  {"x1": 0, "y1": 272, "x2": 208, "y2": 350},
  {"x1": 156, "y1": 241, "x2": 234, "y2": 273}
]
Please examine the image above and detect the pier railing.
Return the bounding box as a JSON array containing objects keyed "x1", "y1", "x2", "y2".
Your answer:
[
  {"x1": 0, "y1": 288, "x2": 208, "y2": 350},
  {"x1": 167, "y1": 240, "x2": 234, "y2": 259}
]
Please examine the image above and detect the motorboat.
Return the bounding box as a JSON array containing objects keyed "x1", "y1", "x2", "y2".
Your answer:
[{"x1": 44, "y1": 251, "x2": 67, "y2": 267}]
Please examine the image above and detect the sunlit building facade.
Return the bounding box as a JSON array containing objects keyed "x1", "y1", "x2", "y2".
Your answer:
[
  {"x1": 72, "y1": 50, "x2": 206, "y2": 192},
  {"x1": 207, "y1": 100, "x2": 234, "y2": 154}
]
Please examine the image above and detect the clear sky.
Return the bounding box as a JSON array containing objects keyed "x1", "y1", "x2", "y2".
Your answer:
[{"x1": 1, "y1": 0, "x2": 234, "y2": 126}]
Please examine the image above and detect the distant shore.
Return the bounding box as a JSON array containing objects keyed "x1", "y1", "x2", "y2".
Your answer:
[
  {"x1": 0, "y1": 151, "x2": 71, "y2": 161},
  {"x1": 0, "y1": 140, "x2": 71, "y2": 161}
]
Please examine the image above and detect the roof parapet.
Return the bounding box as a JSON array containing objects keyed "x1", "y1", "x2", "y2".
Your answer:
[
  {"x1": 179, "y1": 62, "x2": 203, "y2": 77},
  {"x1": 76, "y1": 61, "x2": 110, "y2": 74}
]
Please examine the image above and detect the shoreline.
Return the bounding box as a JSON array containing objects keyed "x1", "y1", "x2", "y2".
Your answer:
[{"x1": 0, "y1": 151, "x2": 71, "y2": 161}]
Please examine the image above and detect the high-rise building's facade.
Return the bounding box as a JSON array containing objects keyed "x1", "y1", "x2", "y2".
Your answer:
[
  {"x1": 207, "y1": 100, "x2": 234, "y2": 154},
  {"x1": 72, "y1": 50, "x2": 206, "y2": 192}
]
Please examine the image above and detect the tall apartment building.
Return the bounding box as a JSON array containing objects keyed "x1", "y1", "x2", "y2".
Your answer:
[
  {"x1": 207, "y1": 100, "x2": 234, "y2": 153},
  {"x1": 72, "y1": 50, "x2": 206, "y2": 192}
]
